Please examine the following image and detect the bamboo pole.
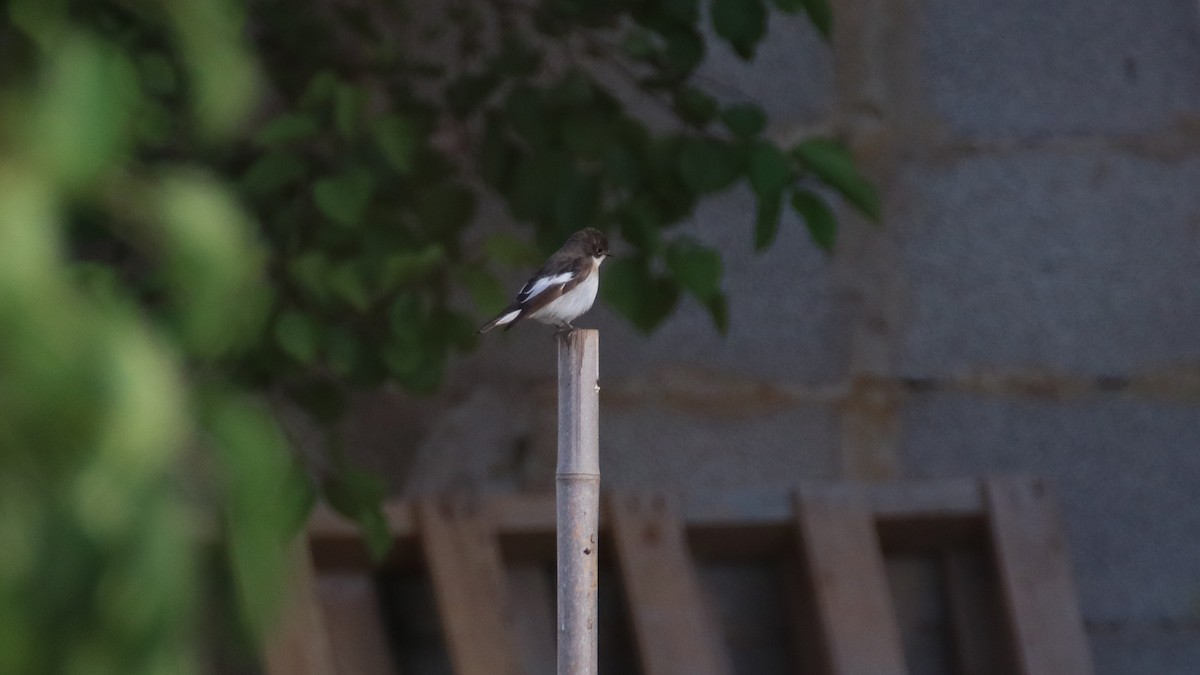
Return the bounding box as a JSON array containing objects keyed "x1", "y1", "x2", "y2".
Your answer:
[{"x1": 556, "y1": 329, "x2": 600, "y2": 675}]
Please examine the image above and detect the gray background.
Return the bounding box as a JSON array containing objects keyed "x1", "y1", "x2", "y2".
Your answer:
[{"x1": 341, "y1": 2, "x2": 1200, "y2": 671}]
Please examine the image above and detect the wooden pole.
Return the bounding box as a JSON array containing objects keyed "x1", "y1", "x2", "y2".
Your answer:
[{"x1": 556, "y1": 329, "x2": 600, "y2": 675}]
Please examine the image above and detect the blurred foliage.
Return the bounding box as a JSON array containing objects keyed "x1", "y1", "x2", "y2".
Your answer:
[{"x1": 0, "y1": 0, "x2": 876, "y2": 671}]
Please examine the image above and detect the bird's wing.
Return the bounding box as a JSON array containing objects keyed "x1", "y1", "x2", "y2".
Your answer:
[
  {"x1": 517, "y1": 270, "x2": 575, "y2": 304},
  {"x1": 510, "y1": 257, "x2": 593, "y2": 323},
  {"x1": 478, "y1": 256, "x2": 594, "y2": 333}
]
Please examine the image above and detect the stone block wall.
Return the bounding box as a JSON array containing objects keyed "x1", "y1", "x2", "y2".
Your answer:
[{"x1": 341, "y1": 1, "x2": 1200, "y2": 671}]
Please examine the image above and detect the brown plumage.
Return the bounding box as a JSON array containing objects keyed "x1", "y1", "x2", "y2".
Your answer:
[{"x1": 478, "y1": 228, "x2": 611, "y2": 333}]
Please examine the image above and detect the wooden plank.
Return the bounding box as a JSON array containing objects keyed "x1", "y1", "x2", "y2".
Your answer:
[
  {"x1": 415, "y1": 498, "x2": 521, "y2": 675},
  {"x1": 793, "y1": 490, "x2": 908, "y2": 675},
  {"x1": 608, "y1": 493, "x2": 733, "y2": 675},
  {"x1": 942, "y1": 551, "x2": 1012, "y2": 675},
  {"x1": 308, "y1": 501, "x2": 416, "y2": 570},
  {"x1": 310, "y1": 480, "x2": 988, "y2": 567},
  {"x1": 509, "y1": 566, "x2": 557, "y2": 675},
  {"x1": 985, "y1": 477, "x2": 1094, "y2": 675},
  {"x1": 783, "y1": 558, "x2": 827, "y2": 675},
  {"x1": 316, "y1": 572, "x2": 399, "y2": 675},
  {"x1": 263, "y1": 538, "x2": 337, "y2": 675}
]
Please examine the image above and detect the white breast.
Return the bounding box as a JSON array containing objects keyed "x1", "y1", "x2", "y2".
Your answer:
[{"x1": 528, "y1": 262, "x2": 600, "y2": 326}]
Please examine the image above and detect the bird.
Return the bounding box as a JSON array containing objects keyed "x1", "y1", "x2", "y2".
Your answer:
[{"x1": 478, "y1": 228, "x2": 612, "y2": 334}]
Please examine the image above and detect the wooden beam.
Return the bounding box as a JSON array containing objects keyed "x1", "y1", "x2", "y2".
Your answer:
[
  {"x1": 985, "y1": 477, "x2": 1094, "y2": 675},
  {"x1": 608, "y1": 493, "x2": 733, "y2": 675},
  {"x1": 415, "y1": 498, "x2": 521, "y2": 675},
  {"x1": 308, "y1": 479, "x2": 988, "y2": 568},
  {"x1": 317, "y1": 572, "x2": 399, "y2": 675},
  {"x1": 793, "y1": 490, "x2": 908, "y2": 675},
  {"x1": 942, "y1": 551, "x2": 1013, "y2": 675},
  {"x1": 783, "y1": 558, "x2": 827, "y2": 675},
  {"x1": 509, "y1": 566, "x2": 557, "y2": 675},
  {"x1": 263, "y1": 539, "x2": 337, "y2": 675}
]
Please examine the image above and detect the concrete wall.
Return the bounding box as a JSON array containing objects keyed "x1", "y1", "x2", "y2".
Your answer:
[{"x1": 344, "y1": 1, "x2": 1200, "y2": 671}]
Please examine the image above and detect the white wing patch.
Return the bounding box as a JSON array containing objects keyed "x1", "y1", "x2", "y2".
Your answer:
[
  {"x1": 518, "y1": 272, "x2": 574, "y2": 303},
  {"x1": 528, "y1": 269, "x2": 599, "y2": 325},
  {"x1": 494, "y1": 310, "x2": 521, "y2": 326}
]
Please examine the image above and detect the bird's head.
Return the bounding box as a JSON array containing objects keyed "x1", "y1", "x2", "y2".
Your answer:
[{"x1": 569, "y1": 227, "x2": 611, "y2": 262}]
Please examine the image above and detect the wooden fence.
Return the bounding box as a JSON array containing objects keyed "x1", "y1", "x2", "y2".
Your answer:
[{"x1": 264, "y1": 475, "x2": 1093, "y2": 675}]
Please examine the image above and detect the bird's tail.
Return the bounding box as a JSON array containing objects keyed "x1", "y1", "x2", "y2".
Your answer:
[{"x1": 477, "y1": 307, "x2": 522, "y2": 334}]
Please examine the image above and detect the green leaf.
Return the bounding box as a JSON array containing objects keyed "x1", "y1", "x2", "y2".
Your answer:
[
  {"x1": 706, "y1": 292, "x2": 730, "y2": 334},
  {"x1": 322, "y1": 464, "x2": 391, "y2": 560},
  {"x1": 507, "y1": 151, "x2": 574, "y2": 220},
  {"x1": 334, "y1": 83, "x2": 367, "y2": 138},
  {"x1": 617, "y1": 198, "x2": 662, "y2": 251},
  {"x1": 721, "y1": 103, "x2": 767, "y2": 138},
  {"x1": 337, "y1": 4, "x2": 381, "y2": 39},
  {"x1": 746, "y1": 141, "x2": 793, "y2": 199},
  {"x1": 288, "y1": 252, "x2": 329, "y2": 303},
  {"x1": 773, "y1": 0, "x2": 804, "y2": 12},
  {"x1": 392, "y1": 347, "x2": 446, "y2": 395},
  {"x1": 803, "y1": 0, "x2": 833, "y2": 39},
  {"x1": 505, "y1": 86, "x2": 555, "y2": 148},
  {"x1": 747, "y1": 140, "x2": 790, "y2": 249},
  {"x1": 154, "y1": 172, "x2": 266, "y2": 358},
  {"x1": 31, "y1": 37, "x2": 138, "y2": 189},
  {"x1": 169, "y1": 0, "x2": 258, "y2": 138},
  {"x1": 711, "y1": 0, "x2": 767, "y2": 59},
  {"x1": 482, "y1": 233, "x2": 542, "y2": 267},
  {"x1": 378, "y1": 245, "x2": 446, "y2": 290},
  {"x1": 137, "y1": 52, "x2": 177, "y2": 95},
  {"x1": 561, "y1": 111, "x2": 615, "y2": 157},
  {"x1": 70, "y1": 262, "x2": 124, "y2": 305},
  {"x1": 549, "y1": 69, "x2": 594, "y2": 108},
  {"x1": 445, "y1": 71, "x2": 500, "y2": 117},
  {"x1": 206, "y1": 395, "x2": 308, "y2": 630},
  {"x1": 622, "y1": 29, "x2": 657, "y2": 60},
  {"x1": 414, "y1": 183, "x2": 476, "y2": 234},
  {"x1": 665, "y1": 240, "x2": 722, "y2": 301},
  {"x1": 677, "y1": 139, "x2": 742, "y2": 194},
  {"x1": 494, "y1": 35, "x2": 542, "y2": 76},
  {"x1": 661, "y1": 0, "x2": 701, "y2": 23},
  {"x1": 553, "y1": 174, "x2": 601, "y2": 228},
  {"x1": 662, "y1": 29, "x2": 705, "y2": 75},
  {"x1": 387, "y1": 293, "x2": 425, "y2": 343},
  {"x1": 135, "y1": 98, "x2": 174, "y2": 145},
  {"x1": 240, "y1": 152, "x2": 305, "y2": 197},
  {"x1": 371, "y1": 115, "x2": 416, "y2": 173},
  {"x1": 431, "y1": 308, "x2": 478, "y2": 352},
  {"x1": 285, "y1": 380, "x2": 347, "y2": 425},
  {"x1": 480, "y1": 114, "x2": 515, "y2": 187},
  {"x1": 381, "y1": 297, "x2": 446, "y2": 394},
  {"x1": 674, "y1": 87, "x2": 719, "y2": 126},
  {"x1": 274, "y1": 311, "x2": 321, "y2": 364},
  {"x1": 792, "y1": 189, "x2": 837, "y2": 251},
  {"x1": 600, "y1": 258, "x2": 679, "y2": 333},
  {"x1": 461, "y1": 267, "x2": 508, "y2": 315},
  {"x1": 325, "y1": 327, "x2": 360, "y2": 376},
  {"x1": 326, "y1": 262, "x2": 372, "y2": 311},
  {"x1": 754, "y1": 190, "x2": 783, "y2": 250},
  {"x1": 313, "y1": 168, "x2": 375, "y2": 227},
  {"x1": 300, "y1": 69, "x2": 340, "y2": 109},
  {"x1": 255, "y1": 113, "x2": 319, "y2": 146},
  {"x1": 792, "y1": 138, "x2": 880, "y2": 221},
  {"x1": 602, "y1": 143, "x2": 644, "y2": 189}
]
